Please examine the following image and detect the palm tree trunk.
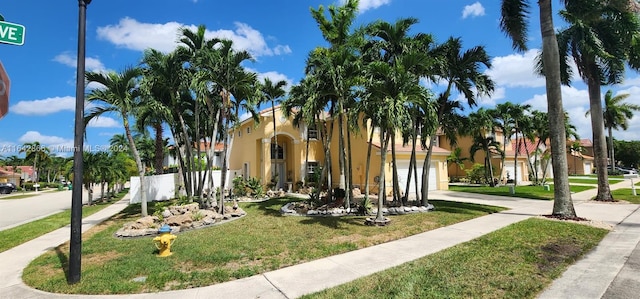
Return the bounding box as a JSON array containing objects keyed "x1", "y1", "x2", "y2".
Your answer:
[
  {"x1": 337, "y1": 109, "x2": 347, "y2": 192},
  {"x1": 375, "y1": 132, "x2": 390, "y2": 222},
  {"x1": 391, "y1": 131, "x2": 401, "y2": 203},
  {"x1": 346, "y1": 122, "x2": 353, "y2": 210},
  {"x1": 124, "y1": 121, "x2": 147, "y2": 216},
  {"x1": 177, "y1": 113, "x2": 194, "y2": 197},
  {"x1": 364, "y1": 126, "x2": 374, "y2": 202},
  {"x1": 608, "y1": 127, "x2": 615, "y2": 168},
  {"x1": 587, "y1": 76, "x2": 613, "y2": 201},
  {"x1": 539, "y1": 0, "x2": 576, "y2": 216},
  {"x1": 271, "y1": 100, "x2": 278, "y2": 187},
  {"x1": 513, "y1": 131, "x2": 519, "y2": 187},
  {"x1": 421, "y1": 134, "x2": 436, "y2": 206},
  {"x1": 404, "y1": 138, "x2": 416, "y2": 205},
  {"x1": 154, "y1": 123, "x2": 164, "y2": 175}
]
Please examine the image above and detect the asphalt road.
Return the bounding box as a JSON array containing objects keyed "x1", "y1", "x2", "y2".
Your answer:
[{"x1": 0, "y1": 186, "x2": 104, "y2": 231}]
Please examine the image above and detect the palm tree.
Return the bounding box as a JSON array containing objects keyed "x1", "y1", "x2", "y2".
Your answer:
[
  {"x1": 429, "y1": 37, "x2": 494, "y2": 202},
  {"x1": 19, "y1": 141, "x2": 50, "y2": 185},
  {"x1": 500, "y1": 0, "x2": 576, "y2": 217},
  {"x1": 362, "y1": 17, "x2": 438, "y2": 204},
  {"x1": 587, "y1": 90, "x2": 640, "y2": 168},
  {"x1": 310, "y1": 0, "x2": 360, "y2": 208},
  {"x1": 493, "y1": 102, "x2": 531, "y2": 186},
  {"x1": 140, "y1": 48, "x2": 194, "y2": 197},
  {"x1": 555, "y1": 0, "x2": 640, "y2": 201},
  {"x1": 85, "y1": 67, "x2": 150, "y2": 216},
  {"x1": 259, "y1": 78, "x2": 288, "y2": 186},
  {"x1": 447, "y1": 147, "x2": 469, "y2": 180},
  {"x1": 467, "y1": 109, "x2": 503, "y2": 185}
]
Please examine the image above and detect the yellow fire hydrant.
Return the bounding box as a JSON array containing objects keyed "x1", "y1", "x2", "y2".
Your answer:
[{"x1": 153, "y1": 224, "x2": 176, "y2": 257}]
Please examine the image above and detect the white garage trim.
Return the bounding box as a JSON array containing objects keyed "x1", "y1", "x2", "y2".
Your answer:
[{"x1": 395, "y1": 160, "x2": 437, "y2": 193}]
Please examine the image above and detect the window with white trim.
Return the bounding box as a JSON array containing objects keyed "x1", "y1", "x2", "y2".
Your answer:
[{"x1": 307, "y1": 126, "x2": 318, "y2": 140}]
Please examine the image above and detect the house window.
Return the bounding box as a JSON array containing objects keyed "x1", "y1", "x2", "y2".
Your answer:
[
  {"x1": 307, "y1": 126, "x2": 318, "y2": 140},
  {"x1": 271, "y1": 144, "x2": 284, "y2": 160},
  {"x1": 247, "y1": 127, "x2": 251, "y2": 134},
  {"x1": 238, "y1": 130, "x2": 242, "y2": 137},
  {"x1": 307, "y1": 161, "x2": 319, "y2": 176}
]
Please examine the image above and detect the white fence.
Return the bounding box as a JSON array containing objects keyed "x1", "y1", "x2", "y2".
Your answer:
[{"x1": 129, "y1": 169, "x2": 241, "y2": 204}]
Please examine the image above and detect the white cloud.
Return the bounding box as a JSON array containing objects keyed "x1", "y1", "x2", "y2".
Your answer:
[
  {"x1": 462, "y1": 2, "x2": 485, "y2": 19},
  {"x1": 18, "y1": 131, "x2": 75, "y2": 156},
  {"x1": 256, "y1": 70, "x2": 293, "y2": 91},
  {"x1": 340, "y1": 0, "x2": 391, "y2": 13},
  {"x1": 87, "y1": 116, "x2": 120, "y2": 128},
  {"x1": 53, "y1": 52, "x2": 106, "y2": 72},
  {"x1": 11, "y1": 96, "x2": 76, "y2": 115},
  {"x1": 96, "y1": 18, "x2": 291, "y2": 57},
  {"x1": 486, "y1": 50, "x2": 545, "y2": 88},
  {"x1": 523, "y1": 86, "x2": 592, "y2": 140},
  {"x1": 454, "y1": 86, "x2": 505, "y2": 107}
]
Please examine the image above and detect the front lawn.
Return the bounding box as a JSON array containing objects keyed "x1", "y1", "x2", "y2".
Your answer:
[
  {"x1": 568, "y1": 178, "x2": 624, "y2": 185},
  {"x1": 611, "y1": 188, "x2": 640, "y2": 204},
  {"x1": 448, "y1": 185, "x2": 595, "y2": 200},
  {"x1": 304, "y1": 218, "x2": 608, "y2": 299},
  {"x1": 22, "y1": 198, "x2": 504, "y2": 294}
]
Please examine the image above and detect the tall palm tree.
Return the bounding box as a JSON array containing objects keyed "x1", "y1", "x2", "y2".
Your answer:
[
  {"x1": 85, "y1": 67, "x2": 150, "y2": 216},
  {"x1": 555, "y1": 0, "x2": 640, "y2": 201},
  {"x1": 500, "y1": 0, "x2": 576, "y2": 217},
  {"x1": 447, "y1": 147, "x2": 469, "y2": 180},
  {"x1": 429, "y1": 36, "x2": 494, "y2": 202},
  {"x1": 587, "y1": 89, "x2": 640, "y2": 168},
  {"x1": 259, "y1": 78, "x2": 288, "y2": 186},
  {"x1": 362, "y1": 17, "x2": 438, "y2": 204},
  {"x1": 493, "y1": 102, "x2": 531, "y2": 186},
  {"x1": 140, "y1": 48, "x2": 194, "y2": 197}
]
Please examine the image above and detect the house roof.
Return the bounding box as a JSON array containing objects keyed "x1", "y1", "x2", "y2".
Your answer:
[
  {"x1": 0, "y1": 166, "x2": 34, "y2": 176},
  {"x1": 370, "y1": 142, "x2": 450, "y2": 155}
]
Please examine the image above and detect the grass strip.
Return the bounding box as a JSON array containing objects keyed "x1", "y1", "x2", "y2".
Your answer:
[
  {"x1": 611, "y1": 188, "x2": 640, "y2": 204},
  {"x1": 0, "y1": 189, "x2": 128, "y2": 253},
  {"x1": 304, "y1": 218, "x2": 608, "y2": 299},
  {"x1": 568, "y1": 178, "x2": 624, "y2": 185},
  {"x1": 22, "y1": 198, "x2": 504, "y2": 294},
  {"x1": 448, "y1": 185, "x2": 594, "y2": 200}
]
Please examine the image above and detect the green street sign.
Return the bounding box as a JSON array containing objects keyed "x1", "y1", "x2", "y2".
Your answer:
[{"x1": 0, "y1": 21, "x2": 25, "y2": 46}]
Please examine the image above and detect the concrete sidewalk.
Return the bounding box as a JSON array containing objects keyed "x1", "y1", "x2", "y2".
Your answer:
[{"x1": 1, "y1": 181, "x2": 639, "y2": 298}]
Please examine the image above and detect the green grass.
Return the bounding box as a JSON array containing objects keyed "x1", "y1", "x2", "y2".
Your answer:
[
  {"x1": 611, "y1": 188, "x2": 640, "y2": 204},
  {"x1": 22, "y1": 198, "x2": 505, "y2": 294},
  {"x1": 568, "y1": 178, "x2": 624, "y2": 185},
  {"x1": 448, "y1": 185, "x2": 595, "y2": 200},
  {"x1": 304, "y1": 218, "x2": 608, "y2": 299},
  {"x1": 0, "y1": 194, "x2": 38, "y2": 200},
  {"x1": 0, "y1": 190, "x2": 128, "y2": 253}
]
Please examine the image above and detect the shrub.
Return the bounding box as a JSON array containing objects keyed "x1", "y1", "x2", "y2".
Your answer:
[
  {"x1": 232, "y1": 176, "x2": 247, "y2": 197},
  {"x1": 466, "y1": 164, "x2": 488, "y2": 184},
  {"x1": 246, "y1": 177, "x2": 265, "y2": 198}
]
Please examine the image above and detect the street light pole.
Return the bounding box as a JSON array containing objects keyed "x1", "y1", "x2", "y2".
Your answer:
[{"x1": 69, "y1": 0, "x2": 91, "y2": 284}]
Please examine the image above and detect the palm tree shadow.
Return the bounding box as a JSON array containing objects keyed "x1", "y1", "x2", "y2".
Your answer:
[
  {"x1": 430, "y1": 200, "x2": 504, "y2": 215},
  {"x1": 299, "y1": 216, "x2": 367, "y2": 229},
  {"x1": 244, "y1": 198, "x2": 291, "y2": 217},
  {"x1": 55, "y1": 246, "x2": 70, "y2": 281}
]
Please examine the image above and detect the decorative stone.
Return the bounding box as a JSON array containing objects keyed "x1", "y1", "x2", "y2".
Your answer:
[{"x1": 162, "y1": 209, "x2": 172, "y2": 218}]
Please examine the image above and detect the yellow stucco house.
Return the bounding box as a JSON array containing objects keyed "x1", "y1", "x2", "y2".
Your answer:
[
  {"x1": 440, "y1": 129, "x2": 531, "y2": 184},
  {"x1": 229, "y1": 106, "x2": 450, "y2": 195}
]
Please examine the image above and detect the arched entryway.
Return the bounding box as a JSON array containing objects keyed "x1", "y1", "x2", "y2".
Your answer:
[{"x1": 269, "y1": 134, "x2": 294, "y2": 191}]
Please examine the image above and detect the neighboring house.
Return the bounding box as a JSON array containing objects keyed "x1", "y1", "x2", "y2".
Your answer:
[
  {"x1": 0, "y1": 168, "x2": 21, "y2": 186},
  {"x1": 228, "y1": 106, "x2": 451, "y2": 194},
  {"x1": 440, "y1": 129, "x2": 531, "y2": 184},
  {"x1": 567, "y1": 139, "x2": 595, "y2": 175},
  {"x1": 0, "y1": 165, "x2": 34, "y2": 186},
  {"x1": 163, "y1": 142, "x2": 225, "y2": 172}
]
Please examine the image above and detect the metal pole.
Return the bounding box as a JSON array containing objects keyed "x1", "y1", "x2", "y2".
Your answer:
[{"x1": 69, "y1": 0, "x2": 91, "y2": 284}]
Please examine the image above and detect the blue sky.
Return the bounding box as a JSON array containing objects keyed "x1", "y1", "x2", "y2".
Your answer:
[{"x1": 1, "y1": 0, "x2": 639, "y2": 159}]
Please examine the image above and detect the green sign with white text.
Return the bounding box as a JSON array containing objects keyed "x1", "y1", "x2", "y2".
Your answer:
[{"x1": 0, "y1": 21, "x2": 25, "y2": 46}]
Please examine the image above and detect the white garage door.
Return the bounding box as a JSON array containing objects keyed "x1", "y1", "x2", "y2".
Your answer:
[
  {"x1": 395, "y1": 160, "x2": 437, "y2": 193},
  {"x1": 503, "y1": 162, "x2": 523, "y2": 183},
  {"x1": 584, "y1": 162, "x2": 592, "y2": 175}
]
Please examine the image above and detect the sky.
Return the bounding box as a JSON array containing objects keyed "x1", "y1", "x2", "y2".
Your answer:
[{"x1": 1, "y1": 0, "x2": 639, "y2": 159}]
